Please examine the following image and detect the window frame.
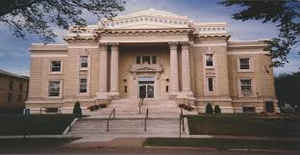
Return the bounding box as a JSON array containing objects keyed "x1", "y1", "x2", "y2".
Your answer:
[
  {"x1": 48, "y1": 80, "x2": 62, "y2": 98},
  {"x1": 80, "y1": 56, "x2": 89, "y2": 70},
  {"x1": 240, "y1": 79, "x2": 253, "y2": 97},
  {"x1": 136, "y1": 56, "x2": 157, "y2": 65},
  {"x1": 238, "y1": 56, "x2": 253, "y2": 72},
  {"x1": 50, "y1": 60, "x2": 63, "y2": 73},
  {"x1": 79, "y1": 78, "x2": 88, "y2": 94}
]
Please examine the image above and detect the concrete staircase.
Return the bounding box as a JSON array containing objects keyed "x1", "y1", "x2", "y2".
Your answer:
[
  {"x1": 70, "y1": 118, "x2": 183, "y2": 142},
  {"x1": 87, "y1": 99, "x2": 188, "y2": 118}
]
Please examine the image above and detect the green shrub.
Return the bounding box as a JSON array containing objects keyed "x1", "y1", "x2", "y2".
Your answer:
[
  {"x1": 214, "y1": 105, "x2": 221, "y2": 114},
  {"x1": 205, "y1": 103, "x2": 213, "y2": 114},
  {"x1": 73, "y1": 101, "x2": 82, "y2": 117}
]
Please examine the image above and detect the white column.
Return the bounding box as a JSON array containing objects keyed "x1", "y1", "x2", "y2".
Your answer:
[
  {"x1": 97, "y1": 43, "x2": 108, "y2": 99},
  {"x1": 110, "y1": 43, "x2": 120, "y2": 97},
  {"x1": 169, "y1": 42, "x2": 179, "y2": 96},
  {"x1": 181, "y1": 42, "x2": 193, "y2": 96}
]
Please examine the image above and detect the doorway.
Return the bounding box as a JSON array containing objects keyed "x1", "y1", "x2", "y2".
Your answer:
[{"x1": 138, "y1": 77, "x2": 154, "y2": 98}]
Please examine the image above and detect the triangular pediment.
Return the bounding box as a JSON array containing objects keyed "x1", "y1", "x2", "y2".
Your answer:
[{"x1": 100, "y1": 8, "x2": 191, "y2": 29}]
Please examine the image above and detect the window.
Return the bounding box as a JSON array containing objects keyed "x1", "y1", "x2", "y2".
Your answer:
[
  {"x1": 48, "y1": 81, "x2": 61, "y2": 97},
  {"x1": 19, "y1": 83, "x2": 23, "y2": 91},
  {"x1": 166, "y1": 86, "x2": 169, "y2": 92},
  {"x1": 240, "y1": 79, "x2": 252, "y2": 96},
  {"x1": 240, "y1": 58, "x2": 250, "y2": 70},
  {"x1": 208, "y1": 78, "x2": 214, "y2": 92},
  {"x1": 243, "y1": 107, "x2": 255, "y2": 113},
  {"x1": 45, "y1": 108, "x2": 58, "y2": 113},
  {"x1": 50, "y1": 61, "x2": 61, "y2": 72},
  {"x1": 136, "y1": 56, "x2": 157, "y2": 65},
  {"x1": 152, "y1": 56, "x2": 157, "y2": 64},
  {"x1": 205, "y1": 54, "x2": 214, "y2": 67},
  {"x1": 142, "y1": 56, "x2": 151, "y2": 64},
  {"x1": 80, "y1": 56, "x2": 88, "y2": 69},
  {"x1": 9, "y1": 81, "x2": 13, "y2": 90},
  {"x1": 136, "y1": 56, "x2": 141, "y2": 64},
  {"x1": 124, "y1": 86, "x2": 128, "y2": 93},
  {"x1": 7, "y1": 93, "x2": 12, "y2": 103},
  {"x1": 79, "y1": 78, "x2": 87, "y2": 93}
]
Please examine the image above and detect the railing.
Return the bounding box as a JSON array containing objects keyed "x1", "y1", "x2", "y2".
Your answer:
[
  {"x1": 138, "y1": 98, "x2": 144, "y2": 114},
  {"x1": 144, "y1": 108, "x2": 149, "y2": 132},
  {"x1": 106, "y1": 108, "x2": 116, "y2": 132},
  {"x1": 179, "y1": 108, "x2": 185, "y2": 138}
]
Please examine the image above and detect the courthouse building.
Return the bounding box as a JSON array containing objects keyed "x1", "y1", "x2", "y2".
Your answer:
[{"x1": 26, "y1": 9, "x2": 278, "y2": 114}]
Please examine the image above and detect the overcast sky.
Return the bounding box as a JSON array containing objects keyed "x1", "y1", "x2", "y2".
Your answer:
[{"x1": 0, "y1": 0, "x2": 299, "y2": 76}]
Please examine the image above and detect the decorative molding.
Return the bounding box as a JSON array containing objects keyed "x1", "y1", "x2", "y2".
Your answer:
[
  {"x1": 31, "y1": 54, "x2": 68, "y2": 58},
  {"x1": 228, "y1": 51, "x2": 270, "y2": 55}
]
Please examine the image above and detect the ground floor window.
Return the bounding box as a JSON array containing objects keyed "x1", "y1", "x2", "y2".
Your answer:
[
  {"x1": 243, "y1": 107, "x2": 256, "y2": 113},
  {"x1": 48, "y1": 81, "x2": 61, "y2": 97},
  {"x1": 240, "y1": 79, "x2": 252, "y2": 96},
  {"x1": 79, "y1": 78, "x2": 87, "y2": 93}
]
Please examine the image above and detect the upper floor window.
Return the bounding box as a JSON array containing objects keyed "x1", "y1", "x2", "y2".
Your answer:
[
  {"x1": 205, "y1": 54, "x2": 214, "y2": 67},
  {"x1": 79, "y1": 78, "x2": 87, "y2": 93},
  {"x1": 50, "y1": 61, "x2": 62, "y2": 72},
  {"x1": 9, "y1": 81, "x2": 13, "y2": 90},
  {"x1": 80, "y1": 56, "x2": 88, "y2": 69},
  {"x1": 240, "y1": 79, "x2": 252, "y2": 96},
  {"x1": 208, "y1": 77, "x2": 214, "y2": 92},
  {"x1": 7, "y1": 93, "x2": 12, "y2": 103},
  {"x1": 136, "y1": 56, "x2": 157, "y2": 65},
  {"x1": 48, "y1": 80, "x2": 61, "y2": 97},
  {"x1": 240, "y1": 58, "x2": 250, "y2": 70},
  {"x1": 19, "y1": 83, "x2": 23, "y2": 91}
]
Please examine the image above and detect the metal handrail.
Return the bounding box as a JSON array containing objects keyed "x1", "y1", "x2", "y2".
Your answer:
[
  {"x1": 144, "y1": 108, "x2": 149, "y2": 132},
  {"x1": 138, "y1": 98, "x2": 144, "y2": 114},
  {"x1": 179, "y1": 108, "x2": 184, "y2": 138},
  {"x1": 106, "y1": 108, "x2": 116, "y2": 132}
]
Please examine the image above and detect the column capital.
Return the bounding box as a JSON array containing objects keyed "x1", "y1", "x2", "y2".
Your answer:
[{"x1": 108, "y1": 42, "x2": 119, "y2": 46}]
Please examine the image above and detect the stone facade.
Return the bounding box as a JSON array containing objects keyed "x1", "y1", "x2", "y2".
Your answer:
[
  {"x1": 26, "y1": 9, "x2": 279, "y2": 114},
  {"x1": 0, "y1": 69, "x2": 29, "y2": 113}
]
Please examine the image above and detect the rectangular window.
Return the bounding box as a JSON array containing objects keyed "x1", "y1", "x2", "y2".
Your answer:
[
  {"x1": 9, "y1": 81, "x2": 13, "y2": 90},
  {"x1": 48, "y1": 81, "x2": 61, "y2": 97},
  {"x1": 18, "y1": 94, "x2": 22, "y2": 102},
  {"x1": 142, "y1": 56, "x2": 151, "y2": 64},
  {"x1": 124, "y1": 86, "x2": 128, "y2": 93},
  {"x1": 7, "y1": 93, "x2": 12, "y2": 103},
  {"x1": 152, "y1": 56, "x2": 157, "y2": 64},
  {"x1": 136, "y1": 56, "x2": 141, "y2": 64},
  {"x1": 240, "y1": 58, "x2": 250, "y2": 70},
  {"x1": 240, "y1": 79, "x2": 252, "y2": 96},
  {"x1": 79, "y1": 78, "x2": 87, "y2": 93},
  {"x1": 80, "y1": 56, "x2": 88, "y2": 69},
  {"x1": 206, "y1": 54, "x2": 214, "y2": 67},
  {"x1": 166, "y1": 86, "x2": 169, "y2": 92},
  {"x1": 19, "y1": 83, "x2": 23, "y2": 91},
  {"x1": 50, "y1": 61, "x2": 61, "y2": 72},
  {"x1": 243, "y1": 107, "x2": 256, "y2": 113},
  {"x1": 208, "y1": 78, "x2": 214, "y2": 92}
]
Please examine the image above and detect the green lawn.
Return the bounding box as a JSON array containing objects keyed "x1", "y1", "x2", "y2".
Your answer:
[
  {"x1": 0, "y1": 114, "x2": 75, "y2": 135},
  {"x1": 187, "y1": 114, "x2": 300, "y2": 137},
  {"x1": 144, "y1": 138, "x2": 300, "y2": 150}
]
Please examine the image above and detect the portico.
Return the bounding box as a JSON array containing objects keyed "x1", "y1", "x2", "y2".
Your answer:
[{"x1": 96, "y1": 39, "x2": 193, "y2": 100}]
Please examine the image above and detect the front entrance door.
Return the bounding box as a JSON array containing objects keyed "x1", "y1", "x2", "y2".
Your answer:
[{"x1": 138, "y1": 77, "x2": 154, "y2": 98}]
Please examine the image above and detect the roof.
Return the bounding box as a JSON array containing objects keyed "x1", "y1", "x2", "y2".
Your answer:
[{"x1": 0, "y1": 69, "x2": 29, "y2": 80}]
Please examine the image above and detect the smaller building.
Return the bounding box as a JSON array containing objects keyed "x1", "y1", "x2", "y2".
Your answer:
[{"x1": 0, "y1": 69, "x2": 29, "y2": 114}]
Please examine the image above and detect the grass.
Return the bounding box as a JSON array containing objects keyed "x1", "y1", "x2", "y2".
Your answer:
[
  {"x1": 144, "y1": 138, "x2": 300, "y2": 150},
  {"x1": 0, "y1": 114, "x2": 75, "y2": 135},
  {"x1": 187, "y1": 114, "x2": 300, "y2": 137}
]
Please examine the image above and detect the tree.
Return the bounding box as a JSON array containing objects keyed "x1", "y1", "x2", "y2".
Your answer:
[
  {"x1": 205, "y1": 103, "x2": 214, "y2": 114},
  {"x1": 275, "y1": 72, "x2": 300, "y2": 111},
  {"x1": 214, "y1": 105, "x2": 221, "y2": 114},
  {"x1": 0, "y1": 0, "x2": 125, "y2": 42},
  {"x1": 73, "y1": 101, "x2": 82, "y2": 117},
  {"x1": 220, "y1": 0, "x2": 300, "y2": 67}
]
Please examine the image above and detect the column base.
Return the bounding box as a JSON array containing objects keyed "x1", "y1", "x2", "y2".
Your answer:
[
  {"x1": 176, "y1": 91, "x2": 194, "y2": 99},
  {"x1": 108, "y1": 92, "x2": 120, "y2": 99},
  {"x1": 96, "y1": 92, "x2": 110, "y2": 100}
]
